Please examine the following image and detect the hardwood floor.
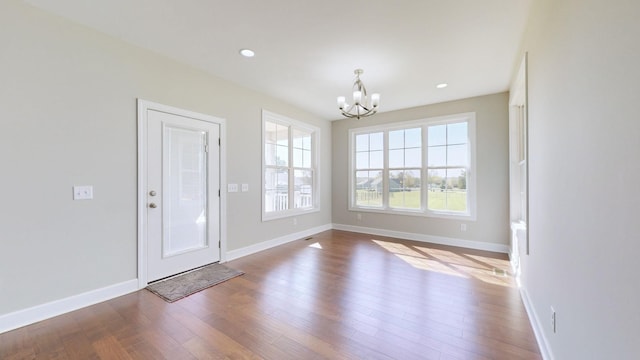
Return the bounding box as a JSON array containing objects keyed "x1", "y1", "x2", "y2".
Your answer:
[{"x1": 0, "y1": 230, "x2": 541, "y2": 359}]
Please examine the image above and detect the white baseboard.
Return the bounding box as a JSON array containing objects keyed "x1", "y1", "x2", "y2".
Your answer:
[
  {"x1": 0, "y1": 279, "x2": 138, "y2": 335},
  {"x1": 332, "y1": 223, "x2": 509, "y2": 253},
  {"x1": 225, "y1": 223, "x2": 333, "y2": 261},
  {"x1": 520, "y1": 287, "x2": 554, "y2": 360},
  {"x1": 0, "y1": 223, "x2": 506, "y2": 335}
]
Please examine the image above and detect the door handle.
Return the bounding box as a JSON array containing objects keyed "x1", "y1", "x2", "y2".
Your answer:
[{"x1": 149, "y1": 203, "x2": 157, "y2": 208}]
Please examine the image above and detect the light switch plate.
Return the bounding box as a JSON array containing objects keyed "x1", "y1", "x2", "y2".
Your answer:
[
  {"x1": 241, "y1": 183, "x2": 249, "y2": 192},
  {"x1": 73, "y1": 185, "x2": 93, "y2": 200},
  {"x1": 228, "y1": 184, "x2": 238, "y2": 192}
]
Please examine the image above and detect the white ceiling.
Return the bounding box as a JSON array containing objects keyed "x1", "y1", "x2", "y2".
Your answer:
[{"x1": 25, "y1": 0, "x2": 533, "y2": 120}]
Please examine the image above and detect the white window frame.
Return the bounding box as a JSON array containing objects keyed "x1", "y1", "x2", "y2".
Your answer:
[
  {"x1": 262, "y1": 110, "x2": 320, "y2": 221},
  {"x1": 348, "y1": 112, "x2": 476, "y2": 220}
]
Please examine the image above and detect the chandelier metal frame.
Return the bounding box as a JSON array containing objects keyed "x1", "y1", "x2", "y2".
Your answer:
[{"x1": 337, "y1": 69, "x2": 380, "y2": 119}]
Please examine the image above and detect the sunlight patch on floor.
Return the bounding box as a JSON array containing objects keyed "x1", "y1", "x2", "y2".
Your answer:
[
  {"x1": 395, "y1": 253, "x2": 468, "y2": 278},
  {"x1": 371, "y1": 239, "x2": 514, "y2": 287}
]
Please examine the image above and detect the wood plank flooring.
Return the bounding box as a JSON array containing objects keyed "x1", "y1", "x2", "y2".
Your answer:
[{"x1": 0, "y1": 230, "x2": 541, "y2": 359}]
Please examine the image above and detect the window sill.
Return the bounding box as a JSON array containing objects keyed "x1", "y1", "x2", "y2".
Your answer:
[
  {"x1": 262, "y1": 207, "x2": 320, "y2": 222},
  {"x1": 349, "y1": 206, "x2": 476, "y2": 221}
]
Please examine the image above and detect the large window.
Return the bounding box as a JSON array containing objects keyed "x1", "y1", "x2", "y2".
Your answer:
[
  {"x1": 350, "y1": 113, "x2": 475, "y2": 219},
  {"x1": 263, "y1": 111, "x2": 319, "y2": 220}
]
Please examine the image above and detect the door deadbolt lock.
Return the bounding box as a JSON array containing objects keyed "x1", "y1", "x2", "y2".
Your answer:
[
  {"x1": 149, "y1": 190, "x2": 157, "y2": 196},
  {"x1": 149, "y1": 203, "x2": 157, "y2": 208}
]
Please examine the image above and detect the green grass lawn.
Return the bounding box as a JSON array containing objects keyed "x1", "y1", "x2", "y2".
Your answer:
[
  {"x1": 357, "y1": 189, "x2": 467, "y2": 211},
  {"x1": 427, "y1": 190, "x2": 467, "y2": 212},
  {"x1": 389, "y1": 190, "x2": 421, "y2": 209}
]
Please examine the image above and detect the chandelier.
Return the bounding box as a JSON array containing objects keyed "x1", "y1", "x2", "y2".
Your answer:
[{"x1": 337, "y1": 69, "x2": 380, "y2": 119}]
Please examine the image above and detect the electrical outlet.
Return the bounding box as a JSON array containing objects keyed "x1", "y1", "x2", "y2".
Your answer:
[
  {"x1": 551, "y1": 307, "x2": 556, "y2": 333},
  {"x1": 357, "y1": 213, "x2": 362, "y2": 221},
  {"x1": 460, "y1": 223, "x2": 467, "y2": 232},
  {"x1": 73, "y1": 185, "x2": 93, "y2": 200},
  {"x1": 293, "y1": 217, "x2": 298, "y2": 226}
]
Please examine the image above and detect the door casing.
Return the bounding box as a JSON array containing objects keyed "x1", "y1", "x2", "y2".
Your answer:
[
  {"x1": 137, "y1": 99, "x2": 227, "y2": 288},
  {"x1": 508, "y1": 53, "x2": 529, "y2": 279}
]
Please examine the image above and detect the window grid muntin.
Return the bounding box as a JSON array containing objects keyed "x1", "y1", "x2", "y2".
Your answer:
[
  {"x1": 426, "y1": 120, "x2": 469, "y2": 214},
  {"x1": 387, "y1": 127, "x2": 423, "y2": 210},
  {"x1": 263, "y1": 111, "x2": 319, "y2": 220},
  {"x1": 349, "y1": 113, "x2": 474, "y2": 219},
  {"x1": 354, "y1": 131, "x2": 384, "y2": 208}
]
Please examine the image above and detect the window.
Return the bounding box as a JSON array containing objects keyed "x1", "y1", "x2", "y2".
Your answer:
[
  {"x1": 263, "y1": 110, "x2": 319, "y2": 220},
  {"x1": 349, "y1": 113, "x2": 475, "y2": 219},
  {"x1": 427, "y1": 121, "x2": 469, "y2": 213}
]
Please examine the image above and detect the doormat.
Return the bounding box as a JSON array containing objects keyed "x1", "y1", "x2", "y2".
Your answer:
[{"x1": 146, "y1": 263, "x2": 243, "y2": 302}]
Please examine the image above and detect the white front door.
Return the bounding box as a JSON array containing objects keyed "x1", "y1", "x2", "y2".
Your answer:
[{"x1": 142, "y1": 104, "x2": 221, "y2": 283}]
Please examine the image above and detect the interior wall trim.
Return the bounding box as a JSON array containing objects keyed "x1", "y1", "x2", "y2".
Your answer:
[
  {"x1": 520, "y1": 287, "x2": 554, "y2": 360},
  {"x1": 0, "y1": 223, "x2": 510, "y2": 335},
  {"x1": 332, "y1": 223, "x2": 509, "y2": 253},
  {"x1": 225, "y1": 223, "x2": 333, "y2": 261},
  {"x1": 0, "y1": 279, "x2": 138, "y2": 335}
]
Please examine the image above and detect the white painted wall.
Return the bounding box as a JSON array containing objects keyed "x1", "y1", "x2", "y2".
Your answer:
[
  {"x1": 515, "y1": 0, "x2": 640, "y2": 358},
  {"x1": 331, "y1": 93, "x2": 510, "y2": 249},
  {"x1": 0, "y1": 0, "x2": 331, "y2": 316}
]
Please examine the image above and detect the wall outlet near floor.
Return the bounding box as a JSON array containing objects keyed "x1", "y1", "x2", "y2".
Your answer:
[
  {"x1": 357, "y1": 213, "x2": 362, "y2": 221},
  {"x1": 293, "y1": 217, "x2": 297, "y2": 226},
  {"x1": 551, "y1": 306, "x2": 557, "y2": 333},
  {"x1": 460, "y1": 223, "x2": 467, "y2": 232}
]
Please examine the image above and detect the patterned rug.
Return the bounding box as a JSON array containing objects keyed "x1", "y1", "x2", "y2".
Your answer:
[{"x1": 146, "y1": 263, "x2": 243, "y2": 302}]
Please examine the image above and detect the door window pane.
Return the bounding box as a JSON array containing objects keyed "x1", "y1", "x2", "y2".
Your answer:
[{"x1": 163, "y1": 126, "x2": 208, "y2": 257}]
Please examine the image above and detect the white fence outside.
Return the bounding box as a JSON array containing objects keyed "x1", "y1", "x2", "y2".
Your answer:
[{"x1": 266, "y1": 192, "x2": 312, "y2": 212}]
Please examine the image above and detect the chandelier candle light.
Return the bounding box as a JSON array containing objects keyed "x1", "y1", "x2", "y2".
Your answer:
[{"x1": 337, "y1": 69, "x2": 380, "y2": 119}]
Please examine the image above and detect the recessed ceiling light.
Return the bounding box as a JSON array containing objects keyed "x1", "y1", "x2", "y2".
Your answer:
[
  {"x1": 239, "y1": 49, "x2": 255, "y2": 58},
  {"x1": 436, "y1": 83, "x2": 448, "y2": 89}
]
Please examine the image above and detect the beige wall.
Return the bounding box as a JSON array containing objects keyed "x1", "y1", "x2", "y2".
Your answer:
[
  {"x1": 331, "y1": 93, "x2": 510, "y2": 248},
  {"x1": 0, "y1": 0, "x2": 331, "y2": 316},
  {"x1": 516, "y1": 0, "x2": 640, "y2": 358}
]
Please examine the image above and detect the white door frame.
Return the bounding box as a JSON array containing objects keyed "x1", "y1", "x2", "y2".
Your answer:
[
  {"x1": 509, "y1": 53, "x2": 529, "y2": 277},
  {"x1": 137, "y1": 99, "x2": 227, "y2": 289}
]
